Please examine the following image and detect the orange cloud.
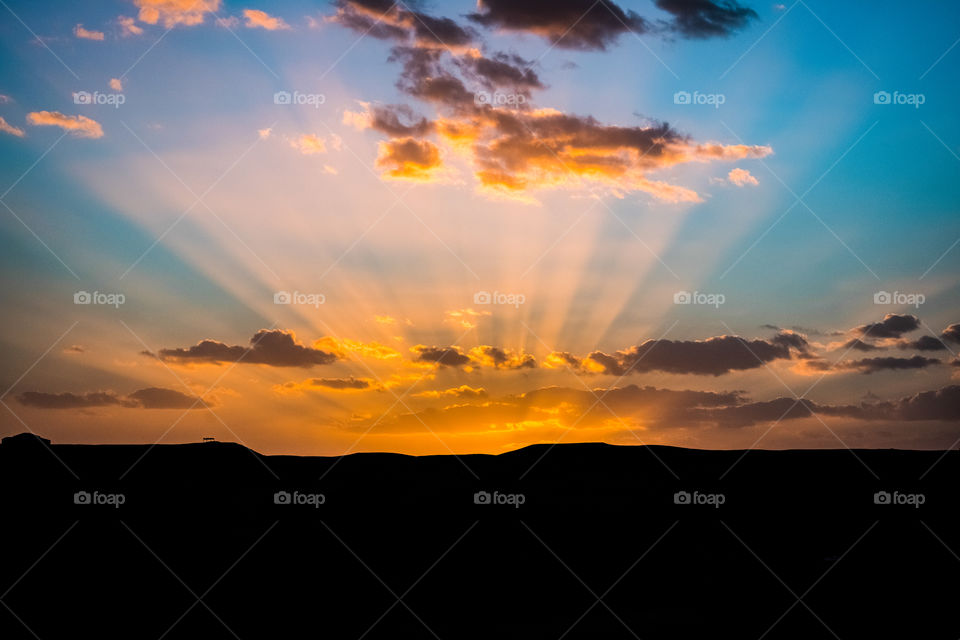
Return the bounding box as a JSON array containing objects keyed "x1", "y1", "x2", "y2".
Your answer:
[
  {"x1": 117, "y1": 16, "x2": 144, "y2": 36},
  {"x1": 0, "y1": 116, "x2": 25, "y2": 138},
  {"x1": 134, "y1": 0, "x2": 221, "y2": 27},
  {"x1": 728, "y1": 167, "x2": 759, "y2": 187},
  {"x1": 26, "y1": 111, "x2": 103, "y2": 138},
  {"x1": 243, "y1": 8, "x2": 290, "y2": 30},
  {"x1": 109, "y1": 78, "x2": 124, "y2": 91},
  {"x1": 290, "y1": 134, "x2": 327, "y2": 155},
  {"x1": 375, "y1": 137, "x2": 446, "y2": 181},
  {"x1": 74, "y1": 24, "x2": 105, "y2": 40}
]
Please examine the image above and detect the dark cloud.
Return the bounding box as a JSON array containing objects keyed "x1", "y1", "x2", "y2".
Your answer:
[
  {"x1": 900, "y1": 335, "x2": 948, "y2": 352},
  {"x1": 654, "y1": 0, "x2": 757, "y2": 38},
  {"x1": 842, "y1": 338, "x2": 881, "y2": 352},
  {"x1": 412, "y1": 345, "x2": 472, "y2": 367},
  {"x1": 331, "y1": 0, "x2": 477, "y2": 48},
  {"x1": 17, "y1": 387, "x2": 206, "y2": 410},
  {"x1": 456, "y1": 52, "x2": 543, "y2": 91},
  {"x1": 155, "y1": 330, "x2": 339, "y2": 368},
  {"x1": 580, "y1": 332, "x2": 808, "y2": 376},
  {"x1": 942, "y1": 324, "x2": 960, "y2": 343},
  {"x1": 367, "y1": 104, "x2": 434, "y2": 137},
  {"x1": 126, "y1": 387, "x2": 206, "y2": 409},
  {"x1": 304, "y1": 377, "x2": 373, "y2": 390},
  {"x1": 471, "y1": 345, "x2": 536, "y2": 369},
  {"x1": 468, "y1": 0, "x2": 649, "y2": 50},
  {"x1": 853, "y1": 314, "x2": 920, "y2": 339},
  {"x1": 841, "y1": 356, "x2": 942, "y2": 375}
]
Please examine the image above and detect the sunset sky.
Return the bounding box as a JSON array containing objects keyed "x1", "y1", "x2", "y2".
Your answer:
[{"x1": 1, "y1": 0, "x2": 959, "y2": 455}]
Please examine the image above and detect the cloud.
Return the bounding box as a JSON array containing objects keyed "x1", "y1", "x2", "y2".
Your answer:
[
  {"x1": 350, "y1": 382, "x2": 960, "y2": 435},
  {"x1": 411, "y1": 345, "x2": 472, "y2": 367},
  {"x1": 413, "y1": 385, "x2": 488, "y2": 399},
  {"x1": 117, "y1": 16, "x2": 144, "y2": 36},
  {"x1": 277, "y1": 376, "x2": 377, "y2": 393},
  {"x1": 570, "y1": 332, "x2": 809, "y2": 376},
  {"x1": 258, "y1": 127, "x2": 272, "y2": 139},
  {"x1": 806, "y1": 355, "x2": 943, "y2": 375},
  {"x1": 109, "y1": 78, "x2": 124, "y2": 91},
  {"x1": 411, "y1": 344, "x2": 536, "y2": 369},
  {"x1": 243, "y1": 8, "x2": 290, "y2": 30},
  {"x1": 153, "y1": 329, "x2": 340, "y2": 367},
  {"x1": 74, "y1": 24, "x2": 105, "y2": 41},
  {"x1": 17, "y1": 387, "x2": 207, "y2": 410},
  {"x1": 126, "y1": 387, "x2": 208, "y2": 409},
  {"x1": 134, "y1": 0, "x2": 221, "y2": 28},
  {"x1": 344, "y1": 102, "x2": 435, "y2": 137},
  {"x1": 291, "y1": 134, "x2": 327, "y2": 154},
  {"x1": 329, "y1": 3, "x2": 771, "y2": 201},
  {"x1": 853, "y1": 314, "x2": 920, "y2": 339},
  {"x1": 727, "y1": 167, "x2": 758, "y2": 186},
  {"x1": 942, "y1": 324, "x2": 960, "y2": 343},
  {"x1": 330, "y1": 0, "x2": 477, "y2": 52},
  {"x1": 375, "y1": 137, "x2": 445, "y2": 180},
  {"x1": 26, "y1": 111, "x2": 103, "y2": 138},
  {"x1": 901, "y1": 335, "x2": 948, "y2": 352},
  {"x1": 654, "y1": 0, "x2": 757, "y2": 38},
  {"x1": 467, "y1": 0, "x2": 648, "y2": 50},
  {"x1": 0, "y1": 116, "x2": 25, "y2": 137},
  {"x1": 841, "y1": 338, "x2": 881, "y2": 352},
  {"x1": 468, "y1": 346, "x2": 536, "y2": 369},
  {"x1": 843, "y1": 356, "x2": 943, "y2": 375}
]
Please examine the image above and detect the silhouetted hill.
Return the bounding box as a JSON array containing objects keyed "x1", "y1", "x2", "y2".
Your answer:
[{"x1": 1, "y1": 435, "x2": 957, "y2": 639}]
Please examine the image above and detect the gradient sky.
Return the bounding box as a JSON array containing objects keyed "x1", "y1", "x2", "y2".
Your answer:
[{"x1": 1, "y1": 0, "x2": 959, "y2": 455}]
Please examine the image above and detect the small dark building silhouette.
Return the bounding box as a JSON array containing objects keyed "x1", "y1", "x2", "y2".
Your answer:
[
  {"x1": 202, "y1": 436, "x2": 216, "y2": 443},
  {"x1": 2, "y1": 432, "x2": 52, "y2": 447}
]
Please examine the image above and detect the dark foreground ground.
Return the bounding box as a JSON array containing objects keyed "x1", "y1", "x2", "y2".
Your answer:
[{"x1": 0, "y1": 433, "x2": 958, "y2": 639}]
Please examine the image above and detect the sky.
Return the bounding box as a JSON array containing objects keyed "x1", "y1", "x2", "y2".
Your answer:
[{"x1": 1, "y1": 0, "x2": 959, "y2": 455}]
